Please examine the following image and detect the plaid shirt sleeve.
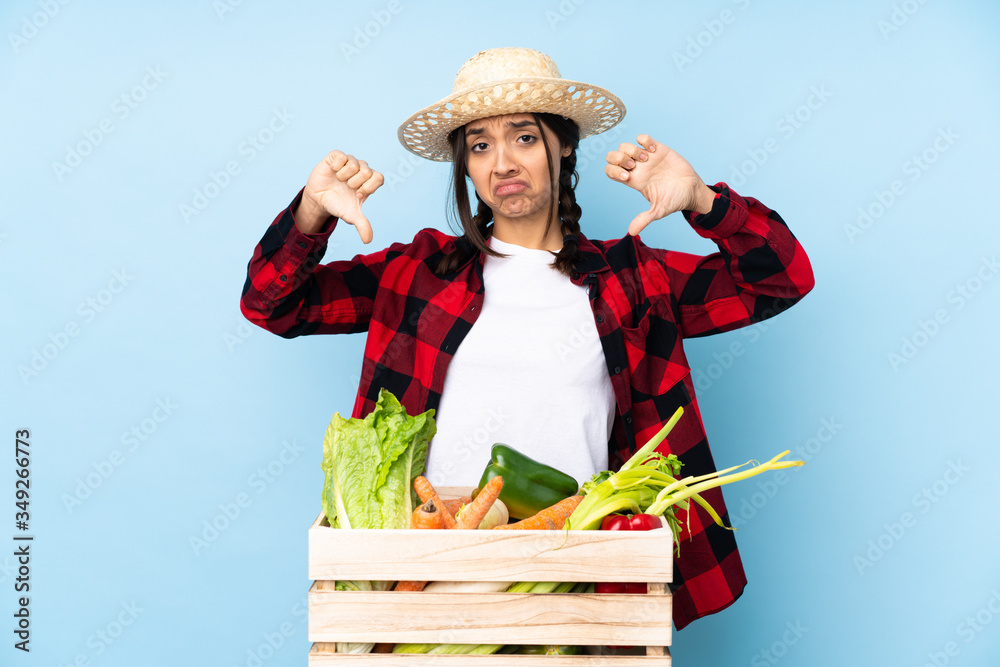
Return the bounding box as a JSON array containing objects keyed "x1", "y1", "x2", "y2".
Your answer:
[
  {"x1": 662, "y1": 182, "x2": 815, "y2": 338},
  {"x1": 606, "y1": 182, "x2": 813, "y2": 629},
  {"x1": 240, "y1": 189, "x2": 395, "y2": 338}
]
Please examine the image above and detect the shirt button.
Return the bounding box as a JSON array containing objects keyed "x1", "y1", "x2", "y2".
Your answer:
[
  {"x1": 596, "y1": 315, "x2": 604, "y2": 323},
  {"x1": 279, "y1": 275, "x2": 287, "y2": 282},
  {"x1": 614, "y1": 366, "x2": 622, "y2": 374},
  {"x1": 298, "y1": 241, "x2": 307, "y2": 249},
  {"x1": 572, "y1": 273, "x2": 580, "y2": 280},
  {"x1": 625, "y1": 416, "x2": 633, "y2": 425}
]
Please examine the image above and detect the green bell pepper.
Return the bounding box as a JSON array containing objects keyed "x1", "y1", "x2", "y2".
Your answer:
[{"x1": 474, "y1": 443, "x2": 580, "y2": 520}]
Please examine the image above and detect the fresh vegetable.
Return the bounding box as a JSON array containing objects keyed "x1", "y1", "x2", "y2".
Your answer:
[
  {"x1": 393, "y1": 500, "x2": 444, "y2": 593},
  {"x1": 472, "y1": 498, "x2": 508, "y2": 530},
  {"x1": 475, "y1": 443, "x2": 580, "y2": 520},
  {"x1": 320, "y1": 389, "x2": 434, "y2": 655},
  {"x1": 411, "y1": 499, "x2": 444, "y2": 530},
  {"x1": 457, "y1": 476, "x2": 504, "y2": 529},
  {"x1": 566, "y1": 407, "x2": 806, "y2": 553},
  {"x1": 595, "y1": 514, "x2": 662, "y2": 595},
  {"x1": 441, "y1": 496, "x2": 471, "y2": 516},
  {"x1": 414, "y1": 476, "x2": 458, "y2": 529},
  {"x1": 493, "y1": 495, "x2": 583, "y2": 530},
  {"x1": 321, "y1": 388, "x2": 435, "y2": 531},
  {"x1": 420, "y1": 580, "x2": 514, "y2": 594},
  {"x1": 517, "y1": 645, "x2": 585, "y2": 655},
  {"x1": 594, "y1": 513, "x2": 662, "y2": 650}
]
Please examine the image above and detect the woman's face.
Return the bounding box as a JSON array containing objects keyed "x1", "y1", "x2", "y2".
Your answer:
[{"x1": 463, "y1": 113, "x2": 568, "y2": 225}]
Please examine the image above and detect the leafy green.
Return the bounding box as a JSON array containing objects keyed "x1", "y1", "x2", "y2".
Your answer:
[{"x1": 321, "y1": 389, "x2": 435, "y2": 530}]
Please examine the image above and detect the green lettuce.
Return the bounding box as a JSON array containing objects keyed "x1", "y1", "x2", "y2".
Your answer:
[{"x1": 321, "y1": 389, "x2": 434, "y2": 530}]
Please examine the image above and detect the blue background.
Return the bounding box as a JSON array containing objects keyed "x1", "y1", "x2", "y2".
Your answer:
[{"x1": 4, "y1": 1, "x2": 999, "y2": 665}]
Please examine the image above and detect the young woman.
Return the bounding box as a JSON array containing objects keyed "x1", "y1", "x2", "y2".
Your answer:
[{"x1": 240, "y1": 48, "x2": 814, "y2": 629}]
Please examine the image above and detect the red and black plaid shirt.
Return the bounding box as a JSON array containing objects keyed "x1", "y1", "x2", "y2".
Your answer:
[{"x1": 241, "y1": 182, "x2": 814, "y2": 629}]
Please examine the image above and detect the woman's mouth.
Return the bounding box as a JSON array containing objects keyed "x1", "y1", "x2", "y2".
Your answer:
[{"x1": 494, "y1": 180, "x2": 528, "y2": 196}]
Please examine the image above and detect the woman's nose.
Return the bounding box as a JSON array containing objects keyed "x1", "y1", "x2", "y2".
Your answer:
[{"x1": 492, "y1": 144, "x2": 517, "y2": 174}]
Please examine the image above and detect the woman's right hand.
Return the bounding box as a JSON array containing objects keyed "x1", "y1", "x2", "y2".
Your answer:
[{"x1": 295, "y1": 150, "x2": 383, "y2": 243}]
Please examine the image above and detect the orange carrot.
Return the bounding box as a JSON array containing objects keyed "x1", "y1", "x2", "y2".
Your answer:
[
  {"x1": 411, "y1": 499, "x2": 444, "y2": 530},
  {"x1": 395, "y1": 500, "x2": 444, "y2": 593},
  {"x1": 393, "y1": 580, "x2": 427, "y2": 592},
  {"x1": 493, "y1": 495, "x2": 584, "y2": 530},
  {"x1": 413, "y1": 476, "x2": 457, "y2": 529},
  {"x1": 457, "y1": 476, "x2": 503, "y2": 529},
  {"x1": 442, "y1": 496, "x2": 472, "y2": 516}
]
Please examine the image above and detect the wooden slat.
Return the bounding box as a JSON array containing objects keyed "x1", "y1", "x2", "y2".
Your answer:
[
  {"x1": 308, "y1": 590, "x2": 672, "y2": 646},
  {"x1": 309, "y1": 644, "x2": 671, "y2": 665},
  {"x1": 309, "y1": 514, "x2": 672, "y2": 582}
]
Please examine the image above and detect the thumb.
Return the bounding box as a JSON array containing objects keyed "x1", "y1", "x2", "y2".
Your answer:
[
  {"x1": 628, "y1": 206, "x2": 658, "y2": 237},
  {"x1": 343, "y1": 211, "x2": 374, "y2": 244}
]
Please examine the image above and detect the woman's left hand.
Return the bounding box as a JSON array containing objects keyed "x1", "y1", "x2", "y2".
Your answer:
[{"x1": 605, "y1": 135, "x2": 716, "y2": 236}]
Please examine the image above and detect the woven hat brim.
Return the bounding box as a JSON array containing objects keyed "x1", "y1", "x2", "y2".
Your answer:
[{"x1": 397, "y1": 77, "x2": 626, "y2": 162}]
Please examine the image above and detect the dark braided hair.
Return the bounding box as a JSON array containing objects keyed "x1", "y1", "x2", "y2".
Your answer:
[{"x1": 434, "y1": 112, "x2": 584, "y2": 277}]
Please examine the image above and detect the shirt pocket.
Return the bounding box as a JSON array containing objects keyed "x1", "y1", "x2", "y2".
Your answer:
[{"x1": 619, "y1": 298, "x2": 689, "y2": 393}]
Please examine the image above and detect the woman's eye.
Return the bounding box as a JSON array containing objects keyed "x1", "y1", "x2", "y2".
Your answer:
[
  {"x1": 471, "y1": 142, "x2": 488, "y2": 152},
  {"x1": 518, "y1": 134, "x2": 537, "y2": 144}
]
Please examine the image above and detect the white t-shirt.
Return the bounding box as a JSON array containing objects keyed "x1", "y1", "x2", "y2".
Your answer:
[{"x1": 426, "y1": 237, "x2": 615, "y2": 489}]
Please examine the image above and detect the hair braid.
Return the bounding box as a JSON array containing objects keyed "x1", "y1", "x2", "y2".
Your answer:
[{"x1": 552, "y1": 148, "x2": 583, "y2": 277}]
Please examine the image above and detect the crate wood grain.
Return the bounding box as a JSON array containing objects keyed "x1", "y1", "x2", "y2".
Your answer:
[
  {"x1": 309, "y1": 644, "x2": 671, "y2": 665},
  {"x1": 308, "y1": 487, "x2": 673, "y2": 664},
  {"x1": 308, "y1": 513, "x2": 673, "y2": 583}
]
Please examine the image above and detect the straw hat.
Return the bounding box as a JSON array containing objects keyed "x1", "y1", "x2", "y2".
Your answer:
[{"x1": 397, "y1": 47, "x2": 626, "y2": 162}]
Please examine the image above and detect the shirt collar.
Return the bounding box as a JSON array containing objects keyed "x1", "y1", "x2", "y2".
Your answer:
[{"x1": 455, "y1": 226, "x2": 610, "y2": 277}]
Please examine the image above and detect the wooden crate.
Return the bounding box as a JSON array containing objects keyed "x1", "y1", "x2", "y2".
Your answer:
[{"x1": 308, "y1": 487, "x2": 673, "y2": 665}]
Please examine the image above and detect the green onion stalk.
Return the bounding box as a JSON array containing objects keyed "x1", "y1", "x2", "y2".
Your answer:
[{"x1": 565, "y1": 407, "x2": 805, "y2": 550}]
